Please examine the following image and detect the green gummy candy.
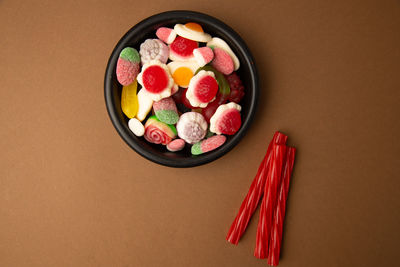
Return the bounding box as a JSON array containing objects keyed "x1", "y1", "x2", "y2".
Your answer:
[
  {"x1": 155, "y1": 110, "x2": 179, "y2": 125},
  {"x1": 191, "y1": 142, "x2": 202, "y2": 155},
  {"x1": 120, "y1": 47, "x2": 140, "y2": 63}
]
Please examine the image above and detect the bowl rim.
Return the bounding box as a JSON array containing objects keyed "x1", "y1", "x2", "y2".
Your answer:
[{"x1": 104, "y1": 10, "x2": 259, "y2": 168}]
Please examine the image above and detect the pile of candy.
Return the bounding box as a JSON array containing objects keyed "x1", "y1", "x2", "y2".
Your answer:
[{"x1": 116, "y1": 22, "x2": 245, "y2": 155}]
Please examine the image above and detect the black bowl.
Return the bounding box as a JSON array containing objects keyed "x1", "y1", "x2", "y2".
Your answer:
[{"x1": 104, "y1": 10, "x2": 258, "y2": 167}]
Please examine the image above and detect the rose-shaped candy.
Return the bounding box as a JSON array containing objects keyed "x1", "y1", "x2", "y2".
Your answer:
[{"x1": 144, "y1": 116, "x2": 177, "y2": 145}]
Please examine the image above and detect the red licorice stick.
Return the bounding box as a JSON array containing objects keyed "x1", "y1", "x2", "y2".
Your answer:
[
  {"x1": 254, "y1": 144, "x2": 287, "y2": 259},
  {"x1": 226, "y1": 132, "x2": 288, "y2": 245},
  {"x1": 268, "y1": 147, "x2": 296, "y2": 266}
]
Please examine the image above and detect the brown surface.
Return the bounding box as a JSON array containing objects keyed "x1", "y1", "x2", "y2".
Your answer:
[{"x1": 1, "y1": 0, "x2": 400, "y2": 266}]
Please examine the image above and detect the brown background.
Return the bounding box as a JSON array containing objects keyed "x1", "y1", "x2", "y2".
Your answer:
[{"x1": 1, "y1": 0, "x2": 400, "y2": 266}]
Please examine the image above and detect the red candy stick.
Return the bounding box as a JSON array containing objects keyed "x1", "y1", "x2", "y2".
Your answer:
[
  {"x1": 254, "y1": 144, "x2": 287, "y2": 259},
  {"x1": 226, "y1": 132, "x2": 288, "y2": 245},
  {"x1": 268, "y1": 147, "x2": 296, "y2": 266}
]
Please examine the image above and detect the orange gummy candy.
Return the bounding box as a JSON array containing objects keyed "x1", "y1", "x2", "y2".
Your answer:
[{"x1": 185, "y1": 22, "x2": 203, "y2": 32}]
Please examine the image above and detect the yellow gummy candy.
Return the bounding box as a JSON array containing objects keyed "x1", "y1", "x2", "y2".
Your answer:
[{"x1": 121, "y1": 80, "x2": 139, "y2": 118}]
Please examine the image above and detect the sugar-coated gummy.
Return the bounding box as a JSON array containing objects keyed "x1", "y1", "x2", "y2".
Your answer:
[
  {"x1": 144, "y1": 116, "x2": 177, "y2": 145},
  {"x1": 211, "y1": 47, "x2": 234, "y2": 75},
  {"x1": 153, "y1": 97, "x2": 179, "y2": 124},
  {"x1": 120, "y1": 47, "x2": 140, "y2": 63},
  {"x1": 156, "y1": 27, "x2": 176, "y2": 44},
  {"x1": 191, "y1": 135, "x2": 226, "y2": 155},
  {"x1": 216, "y1": 108, "x2": 241, "y2": 135},
  {"x1": 207, "y1": 37, "x2": 240, "y2": 70},
  {"x1": 116, "y1": 58, "x2": 140, "y2": 86},
  {"x1": 193, "y1": 47, "x2": 214, "y2": 67},
  {"x1": 166, "y1": 139, "x2": 185, "y2": 152},
  {"x1": 176, "y1": 112, "x2": 208, "y2": 144},
  {"x1": 191, "y1": 142, "x2": 202, "y2": 155},
  {"x1": 209, "y1": 102, "x2": 242, "y2": 135},
  {"x1": 139, "y1": 39, "x2": 169, "y2": 64},
  {"x1": 155, "y1": 110, "x2": 179, "y2": 125}
]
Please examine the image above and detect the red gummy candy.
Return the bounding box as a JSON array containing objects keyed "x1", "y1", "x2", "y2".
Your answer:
[
  {"x1": 170, "y1": 36, "x2": 198, "y2": 57},
  {"x1": 201, "y1": 94, "x2": 228, "y2": 122},
  {"x1": 201, "y1": 135, "x2": 226, "y2": 153},
  {"x1": 225, "y1": 72, "x2": 245, "y2": 103},
  {"x1": 193, "y1": 75, "x2": 219, "y2": 103},
  {"x1": 142, "y1": 65, "x2": 169, "y2": 94},
  {"x1": 217, "y1": 108, "x2": 241, "y2": 135},
  {"x1": 229, "y1": 88, "x2": 245, "y2": 103}
]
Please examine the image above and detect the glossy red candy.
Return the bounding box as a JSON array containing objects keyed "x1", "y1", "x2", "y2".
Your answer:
[
  {"x1": 216, "y1": 108, "x2": 242, "y2": 135},
  {"x1": 193, "y1": 75, "x2": 219, "y2": 103},
  {"x1": 142, "y1": 65, "x2": 169, "y2": 94},
  {"x1": 170, "y1": 36, "x2": 198, "y2": 58},
  {"x1": 255, "y1": 144, "x2": 287, "y2": 259},
  {"x1": 226, "y1": 132, "x2": 288, "y2": 245},
  {"x1": 229, "y1": 88, "x2": 245, "y2": 103},
  {"x1": 225, "y1": 72, "x2": 245, "y2": 103},
  {"x1": 268, "y1": 147, "x2": 296, "y2": 266},
  {"x1": 201, "y1": 94, "x2": 228, "y2": 123}
]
